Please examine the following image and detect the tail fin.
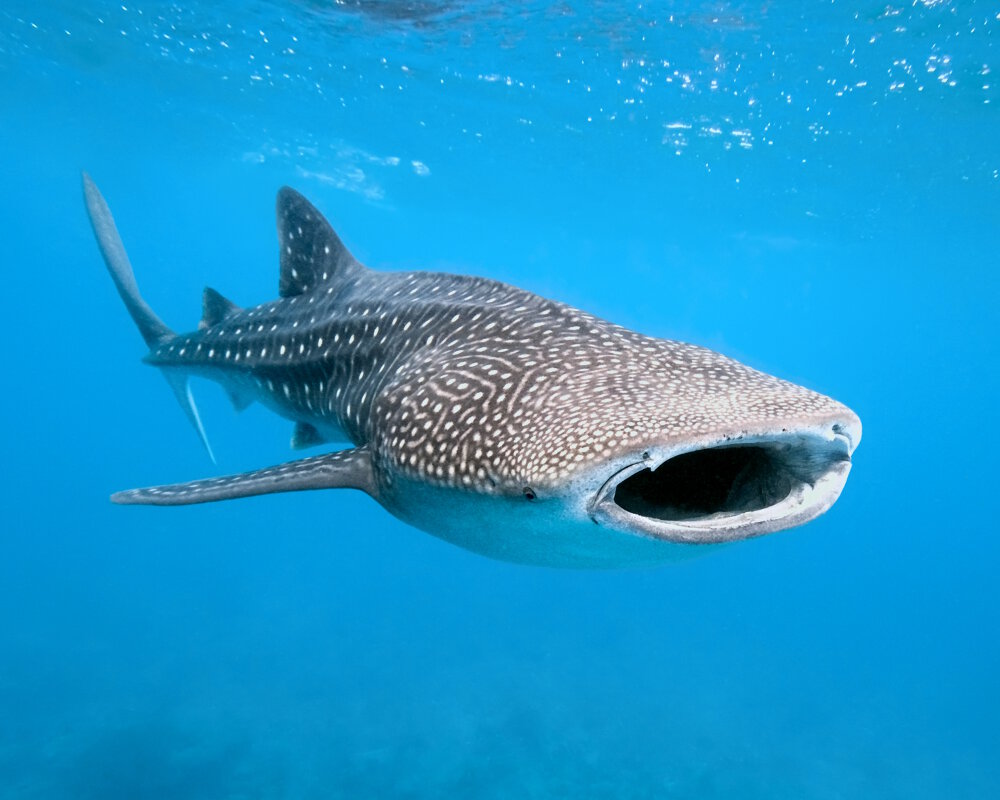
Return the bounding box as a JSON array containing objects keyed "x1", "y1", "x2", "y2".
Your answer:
[
  {"x1": 83, "y1": 173, "x2": 215, "y2": 462},
  {"x1": 82, "y1": 173, "x2": 172, "y2": 348}
]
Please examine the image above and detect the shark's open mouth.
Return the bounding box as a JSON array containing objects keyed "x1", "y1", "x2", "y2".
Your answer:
[
  {"x1": 614, "y1": 445, "x2": 797, "y2": 520},
  {"x1": 591, "y1": 429, "x2": 856, "y2": 544}
]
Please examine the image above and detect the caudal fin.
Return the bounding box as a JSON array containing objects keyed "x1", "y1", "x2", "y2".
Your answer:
[
  {"x1": 82, "y1": 173, "x2": 172, "y2": 348},
  {"x1": 83, "y1": 173, "x2": 215, "y2": 461}
]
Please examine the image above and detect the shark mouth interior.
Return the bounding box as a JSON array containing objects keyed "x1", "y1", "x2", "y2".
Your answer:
[
  {"x1": 614, "y1": 445, "x2": 795, "y2": 521},
  {"x1": 594, "y1": 434, "x2": 854, "y2": 544}
]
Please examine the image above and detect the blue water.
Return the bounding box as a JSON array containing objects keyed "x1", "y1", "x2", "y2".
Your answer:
[{"x1": 2, "y1": 2, "x2": 997, "y2": 796}]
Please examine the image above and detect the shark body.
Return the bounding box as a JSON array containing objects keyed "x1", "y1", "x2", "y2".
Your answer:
[{"x1": 84, "y1": 175, "x2": 861, "y2": 568}]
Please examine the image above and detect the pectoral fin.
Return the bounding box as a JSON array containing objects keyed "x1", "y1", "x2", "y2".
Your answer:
[{"x1": 112, "y1": 446, "x2": 375, "y2": 506}]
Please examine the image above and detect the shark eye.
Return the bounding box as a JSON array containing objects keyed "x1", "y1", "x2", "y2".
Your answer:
[{"x1": 522, "y1": 487, "x2": 536, "y2": 501}]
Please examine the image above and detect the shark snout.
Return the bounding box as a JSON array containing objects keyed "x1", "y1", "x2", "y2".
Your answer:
[{"x1": 830, "y1": 411, "x2": 862, "y2": 455}]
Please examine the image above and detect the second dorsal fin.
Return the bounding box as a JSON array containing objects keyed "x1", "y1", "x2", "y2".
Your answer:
[
  {"x1": 200, "y1": 287, "x2": 241, "y2": 330},
  {"x1": 276, "y1": 188, "x2": 361, "y2": 298}
]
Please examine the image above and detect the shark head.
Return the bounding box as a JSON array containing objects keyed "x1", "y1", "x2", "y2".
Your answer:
[
  {"x1": 369, "y1": 328, "x2": 861, "y2": 567},
  {"x1": 546, "y1": 360, "x2": 859, "y2": 546}
]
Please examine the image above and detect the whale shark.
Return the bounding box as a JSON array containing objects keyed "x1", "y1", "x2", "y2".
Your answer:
[{"x1": 84, "y1": 174, "x2": 861, "y2": 568}]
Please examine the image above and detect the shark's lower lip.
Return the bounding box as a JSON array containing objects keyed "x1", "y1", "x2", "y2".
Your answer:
[{"x1": 589, "y1": 426, "x2": 857, "y2": 544}]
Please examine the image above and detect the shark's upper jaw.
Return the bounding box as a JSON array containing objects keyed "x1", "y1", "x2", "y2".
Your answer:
[{"x1": 588, "y1": 413, "x2": 860, "y2": 545}]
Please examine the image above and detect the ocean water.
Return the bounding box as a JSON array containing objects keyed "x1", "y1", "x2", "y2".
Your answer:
[{"x1": 1, "y1": 1, "x2": 997, "y2": 797}]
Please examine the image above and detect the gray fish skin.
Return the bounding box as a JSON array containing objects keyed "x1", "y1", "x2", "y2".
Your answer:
[{"x1": 84, "y1": 174, "x2": 861, "y2": 568}]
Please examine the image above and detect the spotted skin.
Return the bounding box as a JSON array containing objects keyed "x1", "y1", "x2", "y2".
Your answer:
[{"x1": 86, "y1": 176, "x2": 861, "y2": 568}]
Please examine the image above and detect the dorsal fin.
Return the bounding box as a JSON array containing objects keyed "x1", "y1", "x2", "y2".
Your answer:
[
  {"x1": 200, "y1": 287, "x2": 241, "y2": 330},
  {"x1": 276, "y1": 188, "x2": 360, "y2": 298}
]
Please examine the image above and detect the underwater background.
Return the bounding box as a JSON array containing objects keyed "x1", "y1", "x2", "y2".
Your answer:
[{"x1": 1, "y1": 1, "x2": 997, "y2": 797}]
